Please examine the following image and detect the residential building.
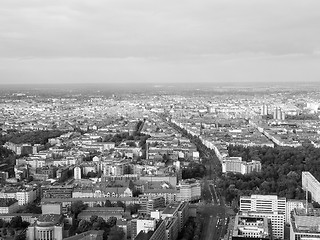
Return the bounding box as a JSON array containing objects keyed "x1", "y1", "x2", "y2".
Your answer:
[
  {"x1": 222, "y1": 157, "x2": 261, "y2": 175},
  {"x1": 0, "y1": 198, "x2": 19, "y2": 214},
  {"x1": 176, "y1": 179, "x2": 201, "y2": 202},
  {"x1": 78, "y1": 207, "x2": 124, "y2": 221},
  {"x1": 302, "y1": 171, "x2": 320, "y2": 203}
]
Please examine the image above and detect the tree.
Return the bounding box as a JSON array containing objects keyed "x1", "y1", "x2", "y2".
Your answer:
[
  {"x1": 8, "y1": 228, "x2": 15, "y2": 236},
  {"x1": 15, "y1": 233, "x2": 26, "y2": 240},
  {"x1": 92, "y1": 217, "x2": 106, "y2": 230},
  {"x1": 116, "y1": 201, "x2": 125, "y2": 209},
  {"x1": 24, "y1": 202, "x2": 41, "y2": 214},
  {"x1": 10, "y1": 216, "x2": 22, "y2": 228},
  {"x1": 107, "y1": 226, "x2": 125, "y2": 240},
  {"x1": 21, "y1": 221, "x2": 30, "y2": 228},
  {"x1": 128, "y1": 180, "x2": 135, "y2": 190},
  {"x1": 132, "y1": 189, "x2": 142, "y2": 197},
  {"x1": 105, "y1": 200, "x2": 112, "y2": 207},
  {"x1": 3, "y1": 228, "x2": 7, "y2": 236},
  {"x1": 77, "y1": 219, "x2": 91, "y2": 233},
  {"x1": 126, "y1": 204, "x2": 141, "y2": 214},
  {"x1": 90, "y1": 215, "x2": 98, "y2": 223},
  {"x1": 71, "y1": 201, "x2": 87, "y2": 218},
  {"x1": 106, "y1": 217, "x2": 117, "y2": 228}
]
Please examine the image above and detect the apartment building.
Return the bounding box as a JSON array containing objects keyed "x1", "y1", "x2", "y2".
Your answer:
[
  {"x1": 176, "y1": 179, "x2": 201, "y2": 202},
  {"x1": 302, "y1": 171, "x2": 320, "y2": 203},
  {"x1": 0, "y1": 188, "x2": 37, "y2": 206},
  {"x1": 0, "y1": 198, "x2": 19, "y2": 214},
  {"x1": 222, "y1": 157, "x2": 261, "y2": 175}
]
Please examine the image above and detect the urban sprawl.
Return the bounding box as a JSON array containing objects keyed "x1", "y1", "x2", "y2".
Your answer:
[{"x1": 0, "y1": 88, "x2": 320, "y2": 240}]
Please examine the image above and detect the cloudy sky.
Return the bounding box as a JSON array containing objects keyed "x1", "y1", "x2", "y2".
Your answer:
[{"x1": 1, "y1": 0, "x2": 320, "y2": 85}]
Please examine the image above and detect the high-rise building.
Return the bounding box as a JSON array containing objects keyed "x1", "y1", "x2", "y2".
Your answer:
[
  {"x1": 261, "y1": 104, "x2": 269, "y2": 116},
  {"x1": 74, "y1": 166, "x2": 81, "y2": 180},
  {"x1": 273, "y1": 107, "x2": 285, "y2": 120},
  {"x1": 240, "y1": 195, "x2": 286, "y2": 239}
]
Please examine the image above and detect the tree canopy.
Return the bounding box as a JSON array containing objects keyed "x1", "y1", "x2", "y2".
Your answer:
[{"x1": 220, "y1": 145, "x2": 320, "y2": 204}]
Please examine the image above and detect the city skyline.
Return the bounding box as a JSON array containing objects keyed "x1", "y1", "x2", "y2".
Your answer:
[{"x1": 1, "y1": 0, "x2": 320, "y2": 84}]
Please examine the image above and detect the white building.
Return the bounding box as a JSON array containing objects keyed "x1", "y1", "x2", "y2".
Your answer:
[
  {"x1": 232, "y1": 214, "x2": 272, "y2": 239},
  {"x1": 286, "y1": 199, "x2": 305, "y2": 223},
  {"x1": 0, "y1": 188, "x2": 36, "y2": 206},
  {"x1": 222, "y1": 157, "x2": 261, "y2": 175},
  {"x1": 131, "y1": 218, "x2": 156, "y2": 240},
  {"x1": 290, "y1": 208, "x2": 320, "y2": 240},
  {"x1": 176, "y1": 179, "x2": 201, "y2": 202},
  {"x1": 240, "y1": 195, "x2": 286, "y2": 239},
  {"x1": 16, "y1": 189, "x2": 37, "y2": 206},
  {"x1": 74, "y1": 166, "x2": 81, "y2": 180},
  {"x1": 302, "y1": 171, "x2": 320, "y2": 203}
]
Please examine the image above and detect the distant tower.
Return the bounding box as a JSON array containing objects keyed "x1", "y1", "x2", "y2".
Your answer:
[
  {"x1": 74, "y1": 166, "x2": 82, "y2": 180},
  {"x1": 261, "y1": 104, "x2": 268, "y2": 115},
  {"x1": 277, "y1": 108, "x2": 281, "y2": 120}
]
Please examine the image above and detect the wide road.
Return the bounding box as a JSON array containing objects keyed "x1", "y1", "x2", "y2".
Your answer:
[
  {"x1": 199, "y1": 204, "x2": 227, "y2": 240},
  {"x1": 158, "y1": 114, "x2": 229, "y2": 240},
  {"x1": 200, "y1": 179, "x2": 227, "y2": 240}
]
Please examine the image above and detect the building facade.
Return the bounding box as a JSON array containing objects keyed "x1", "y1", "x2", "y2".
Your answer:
[{"x1": 240, "y1": 195, "x2": 286, "y2": 239}]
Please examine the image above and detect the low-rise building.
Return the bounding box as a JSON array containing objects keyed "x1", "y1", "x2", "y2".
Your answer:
[{"x1": 232, "y1": 214, "x2": 272, "y2": 240}]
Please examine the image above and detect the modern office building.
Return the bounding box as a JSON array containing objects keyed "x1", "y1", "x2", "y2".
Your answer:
[
  {"x1": 286, "y1": 200, "x2": 305, "y2": 223},
  {"x1": 290, "y1": 208, "x2": 320, "y2": 240},
  {"x1": 131, "y1": 218, "x2": 157, "y2": 240},
  {"x1": 161, "y1": 201, "x2": 189, "y2": 232},
  {"x1": 134, "y1": 219, "x2": 166, "y2": 240},
  {"x1": 240, "y1": 195, "x2": 286, "y2": 239},
  {"x1": 138, "y1": 195, "x2": 165, "y2": 215},
  {"x1": 232, "y1": 214, "x2": 273, "y2": 240}
]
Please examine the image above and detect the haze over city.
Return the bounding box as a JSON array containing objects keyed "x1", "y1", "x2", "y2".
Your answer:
[{"x1": 1, "y1": 0, "x2": 320, "y2": 84}]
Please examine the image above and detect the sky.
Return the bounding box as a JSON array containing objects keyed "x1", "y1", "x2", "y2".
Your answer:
[{"x1": 1, "y1": 0, "x2": 320, "y2": 85}]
